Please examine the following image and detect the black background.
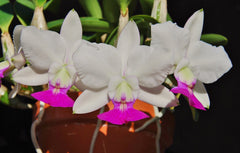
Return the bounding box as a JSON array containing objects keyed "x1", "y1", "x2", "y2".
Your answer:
[{"x1": 0, "y1": 0, "x2": 239, "y2": 153}]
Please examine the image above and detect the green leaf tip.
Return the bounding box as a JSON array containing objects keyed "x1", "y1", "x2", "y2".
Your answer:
[
  {"x1": 201, "y1": 33, "x2": 228, "y2": 46},
  {"x1": 0, "y1": 0, "x2": 14, "y2": 32}
]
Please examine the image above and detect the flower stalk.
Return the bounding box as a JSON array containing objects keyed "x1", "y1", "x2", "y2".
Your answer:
[
  {"x1": 1, "y1": 31, "x2": 14, "y2": 60},
  {"x1": 151, "y1": 0, "x2": 168, "y2": 23},
  {"x1": 117, "y1": 7, "x2": 129, "y2": 45},
  {"x1": 30, "y1": 6, "x2": 48, "y2": 30}
]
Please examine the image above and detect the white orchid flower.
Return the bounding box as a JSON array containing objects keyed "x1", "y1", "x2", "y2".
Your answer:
[
  {"x1": 13, "y1": 10, "x2": 84, "y2": 107},
  {"x1": 73, "y1": 21, "x2": 178, "y2": 125},
  {"x1": 151, "y1": 9, "x2": 232, "y2": 110}
]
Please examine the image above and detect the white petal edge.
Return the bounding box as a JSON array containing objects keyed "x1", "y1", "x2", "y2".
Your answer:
[
  {"x1": 127, "y1": 45, "x2": 172, "y2": 88},
  {"x1": 193, "y1": 80, "x2": 210, "y2": 108},
  {"x1": 188, "y1": 41, "x2": 232, "y2": 83},
  {"x1": 151, "y1": 21, "x2": 190, "y2": 64},
  {"x1": 60, "y1": 10, "x2": 82, "y2": 51},
  {"x1": 73, "y1": 42, "x2": 121, "y2": 89},
  {"x1": 138, "y1": 85, "x2": 178, "y2": 108},
  {"x1": 21, "y1": 26, "x2": 66, "y2": 73},
  {"x1": 117, "y1": 20, "x2": 140, "y2": 50},
  {"x1": 184, "y1": 9, "x2": 204, "y2": 43},
  {"x1": 73, "y1": 76, "x2": 87, "y2": 91},
  {"x1": 73, "y1": 88, "x2": 109, "y2": 114},
  {"x1": 13, "y1": 67, "x2": 48, "y2": 86},
  {"x1": 13, "y1": 25, "x2": 25, "y2": 54}
]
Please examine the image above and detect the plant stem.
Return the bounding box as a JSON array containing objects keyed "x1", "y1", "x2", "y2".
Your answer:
[
  {"x1": 115, "y1": 7, "x2": 129, "y2": 46},
  {"x1": 31, "y1": 6, "x2": 48, "y2": 30},
  {"x1": 135, "y1": 116, "x2": 158, "y2": 132},
  {"x1": 135, "y1": 108, "x2": 166, "y2": 132},
  {"x1": 151, "y1": 0, "x2": 167, "y2": 23},
  {"x1": 155, "y1": 118, "x2": 161, "y2": 153},
  {"x1": 1, "y1": 31, "x2": 14, "y2": 60},
  {"x1": 89, "y1": 106, "x2": 105, "y2": 153},
  {"x1": 31, "y1": 101, "x2": 45, "y2": 153}
]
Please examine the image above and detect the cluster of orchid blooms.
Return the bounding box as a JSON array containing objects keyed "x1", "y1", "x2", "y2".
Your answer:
[{"x1": 0, "y1": 9, "x2": 232, "y2": 125}]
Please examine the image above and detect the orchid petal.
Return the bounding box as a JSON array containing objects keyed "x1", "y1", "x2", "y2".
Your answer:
[
  {"x1": 138, "y1": 86, "x2": 178, "y2": 108},
  {"x1": 127, "y1": 46, "x2": 172, "y2": 88},
  {"x1": 117, "y1": 20, "x2": 140, "y2": 52},
  {"x1": 188, "y1": 41, "x2": 232, "y2": 83},
  {"x1": 73, "y1": 42, "x2": 121, "y2": 89},
  {"x1": 21, "y1": 26, "x2": 66, "y2": 73},
  {"x1": 13, "y1": 25, "x2": 25, "y2": 53},
  {"x1": 73, "y1": 76, "x2": 87, "y2": 91},
  {"x1": 184, "y1": 9, "x2": 204, "y2": 43},
  {"x1": 13, "y1": 67, "x2": 48, "y2": 86},
  {"x1": 117, "y1": 21, "x2": 140, "y2": 73},
  {"x1": 31, "y1": 85, "x2": 74, "y2": 107},
  {"x1": 193, "y1": 80, "x2": 210, "y2": 108},
  {"x1": 188, "y1": 93, "x2": 206, "y2": 110},
  {"x1": 171, "y1": 81, "x2": 206, "y2": 110},
  {"x1": 73, "y1": 89, "x2": 109, "y2": 114},
  {"x1": 60, "y1": 10, "x2": 82, "y2": 51},
  {"x1": 98, "y1": 102, "x2": 149, "y2": 125},
  {"x1": 151, "y1": 22, "x2": 190, "y2": 64}
]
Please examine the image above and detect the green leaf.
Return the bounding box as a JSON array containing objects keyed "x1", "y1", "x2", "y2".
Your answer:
[
  {"x1": 139, "y1": 0, "x2": 153, "y2": 15},
  {"x1": 102, "y1": 0, "x2": 119, "y2": 24},
  {"x1": 131, "y1": 15, "x2": 158, "y2": 36},
  {"x1": 117, "y1": 0, "x2": 132, "y2": 14},
  {"x1": 82, "y1": 33, "x2": 99, "y2": 42},
  {"x1": 167, "y1": 13, "x2": 172, "y2": 21},
  {"x1": 105, "y1": 26, "x2": 118, "y2": 46},
  {"x1": 81, "y1": 17, "x2": 113, "y2": 32},
  {"x1": 43, "y1": 0, "x2": 61, "y2": 14},
  {"x1": 33, "y1": 0, "x2": 46, "y2": 7},
  {"x1": 0, "y1": 91, "x2": 9, "y2": 105},
  {"x1": 14, "y1": 0, "x2": 35, "y2": 26},
  {"x1": 201, "y1": 33, "x2": 228, "y2": 46},
  {"x1": 43, "y1": 0, "x2": 54, "y2": 10},
  {"x1": 47, "y1": 19, "x2": 63, "y2": 31},
  {"x1": 0, "y1": 0, "x2": 14, "y2": 33},
  {"x1": 131, "y1": 15, "x2": 159, "y2": 24},
  {"x1": 78, "y1": 0, "x2": 102, "y2": 18},
  {"x1": 47, "y1": 17, "x2": 113, "y2": 33}
]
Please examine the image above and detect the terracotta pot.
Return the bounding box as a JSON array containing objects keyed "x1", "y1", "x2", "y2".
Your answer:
[{"x1": 32, "y1": 92, "x2": 175, "y2": 153}]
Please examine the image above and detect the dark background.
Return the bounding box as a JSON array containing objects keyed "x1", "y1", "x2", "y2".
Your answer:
[
  {"x1": 0, "y1": 0, "x2": 239, "y2": 153},
  {"x1": 167, "y1": 0, "x2": 240, "y2": 153}
]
